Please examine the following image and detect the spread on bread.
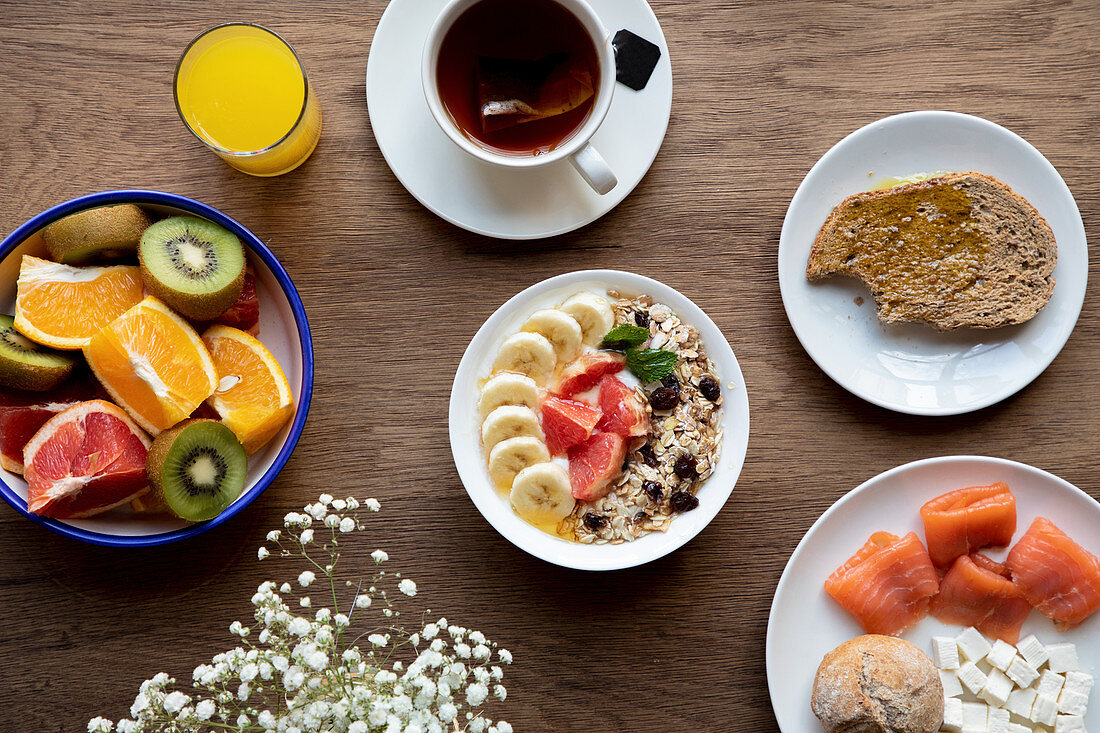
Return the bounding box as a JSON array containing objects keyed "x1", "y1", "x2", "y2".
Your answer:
[{"x1": 806, "y1": 171, "x2": 1057, "y2": 331}]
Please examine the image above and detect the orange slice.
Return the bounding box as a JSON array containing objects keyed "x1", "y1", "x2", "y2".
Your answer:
[
  {"x1": 202, "y1": 325, "x2": 293, "y2": 454},
  {"x1": 82, "y1": 296, "x2": 218, "y2": 435},
  {"x1": 14, "y1": 255, "x2": 143, "y2": 350}
]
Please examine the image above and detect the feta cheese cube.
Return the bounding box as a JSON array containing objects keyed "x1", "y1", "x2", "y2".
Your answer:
[
  {"x1": 959, "y1": 661, "x2": 990, "y2": 695},
  {"x1": 1006, "y1": 687, "x2": 1038, "y2": 719},
  {"x1": 1007, "y1": 724, "x2": 1032, "y2": 733},
  {"x1": 934, "y1": 635, "x2": 963, "y2": 670},
  {"x1": 1062, "y1": 670, "x2": 1093, "y2": 697},
  {"x1": 942, "y1": 697, "x2": 964, "y2": 732},
  {"x1": 1007, "y1": 656, "x2": 1041, "y2": 688},
  {"x1": 981, "y1": 669, "x2": 1015, "y2": 707},
  {"x1": 987, "y1": 708, "x2": 1011, "y2": 733},
  {"x1": 1037, "y1": 670, "x2": 1066, "y2": 700},
  {"x1": 1017, "y1": 634, "x2": 1050, "y2": 669},
  {"x1": 987, "y1": 640, "x2": 1018, "y2": 671},
  {"x1": 1056, "y1": 689, "x2": 1087, "y2": 716},
  {"x1": 1054, "y1": 715, "x2": 1086, "y2": 733},
  {"x1": 963, "y1": 700, "x2": 991, "y2": 731},
  {"x1": 941, "y1": 669, "x2": 965, "y2": 698},
  {"x1": 1031, "y1": 694, "x2": 1059, "y2": 726},
  {"x1": 1046, "y1": 643, "x2": 1079, "y2": 674},
  {"x1": 958, "y1": 627, "x2": 994, "y2": 661}
]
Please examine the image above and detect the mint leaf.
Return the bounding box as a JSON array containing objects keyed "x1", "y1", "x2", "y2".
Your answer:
[
  {"x1": 626, "y1": 348, "x2": 677, "y2": 382},
  {"x1": 601, "y1": 324, "x2": 650, "y2": 350}
]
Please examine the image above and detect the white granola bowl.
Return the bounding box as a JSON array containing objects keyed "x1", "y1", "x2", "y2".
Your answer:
[{"x1": 449, "y1": 269, "x2": 750, "y2": 571}]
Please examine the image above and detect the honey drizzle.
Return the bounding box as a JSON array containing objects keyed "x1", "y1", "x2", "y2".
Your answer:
[{"x1": 826, "y1": 180, "x2": 991, "y2": 309}]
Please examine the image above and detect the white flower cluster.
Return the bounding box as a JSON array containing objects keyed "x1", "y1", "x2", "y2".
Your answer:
[{"x1": 89, "y1": 496, "x2": 512, "y2": 733}]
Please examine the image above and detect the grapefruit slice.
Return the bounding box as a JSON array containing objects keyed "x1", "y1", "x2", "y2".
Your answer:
[
  {"x1": 24, "y1": 399, "x2": 151, "y2": 519},
  {"x1": 568, "y1": 431, "x2": 627, "y2": 502},
  {"x1": 541, "y1": 396, "x2": 601, "y2": 456},
  {"x1": 555, "y1": 352, "x2": 625, "y2": 398},
  {"x1": 213, "y1": 267, "x2": 259, "y2": 333},
  {"x1": 594, "y1": 376, "x2": 651, "y2": 438},
  {"x1": 0, "y1": 375, "x2": 107, "y2": 473}
]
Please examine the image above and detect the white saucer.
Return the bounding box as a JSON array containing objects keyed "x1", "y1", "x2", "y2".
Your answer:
[
  {"x1": 766, "y1": 456, "x2": 1099, "y2": 732},
  {"x1": 366, "y1": 0, "x2": 672, "y2": 240},
  {"x1": 778, "y1": 111, "x2": 1088, "y2": 415}
]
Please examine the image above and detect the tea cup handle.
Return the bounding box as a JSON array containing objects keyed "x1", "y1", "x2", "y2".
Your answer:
[{"x1": 570, "y1": 143, "x2": 617, "y2": 195}]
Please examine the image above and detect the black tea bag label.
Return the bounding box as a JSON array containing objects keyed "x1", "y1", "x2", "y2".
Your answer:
[{"x1": 612, "y1": 29, "x2": 661, "y2": 91}]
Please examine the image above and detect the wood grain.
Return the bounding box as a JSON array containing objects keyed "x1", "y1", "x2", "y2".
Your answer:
[{"x1": 1, "y1": 0, "x2": 1098, "y2": 730}]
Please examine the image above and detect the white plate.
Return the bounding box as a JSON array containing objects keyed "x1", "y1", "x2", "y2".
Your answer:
[
  {"x1": 366, "y1": 0, "x2": 672, "y2": 240},
  {"x1": 778, "y1": 111, "x2": 1088, "y2": 415},
  {"x1": 767, "y1": 456, "x2": 1099, "y2": 732},
  {"x1": 448, "y1": 270, "x2": 749, "y2": 570}
]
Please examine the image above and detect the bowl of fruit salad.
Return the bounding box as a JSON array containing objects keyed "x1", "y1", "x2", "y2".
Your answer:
[
  {"x1": 0, "y1": 190, "x2": 313, "y2": 546},
  {"x1": 449, "y1": 270, "x2": 750, "y2": 570}
]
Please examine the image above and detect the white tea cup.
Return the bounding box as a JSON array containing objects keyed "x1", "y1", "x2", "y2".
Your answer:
[{"x1": 421, "y1": 0, "x2": 618, "y2": 195}]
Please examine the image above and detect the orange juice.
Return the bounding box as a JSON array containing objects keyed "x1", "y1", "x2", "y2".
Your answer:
[{"x1": 174, "y1": 24, "x2": 321, "y2": 176}]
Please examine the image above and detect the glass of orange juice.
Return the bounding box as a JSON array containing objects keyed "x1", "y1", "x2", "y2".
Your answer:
[{"x1": 174, "y1": 23, "x2": 322, "y2": 177}]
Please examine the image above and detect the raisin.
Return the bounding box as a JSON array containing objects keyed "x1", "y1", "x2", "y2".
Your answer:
[
  {"x1": 634, "y1": 511, "x2": 649, "y2": 523},
  {"x1": 674, "y1": 454, "x2": 697, "y2": 479},
  {"x1": 637, "y1": 443, "x2": 658, "y2": 467},
  {"x1": 698, "y1": 375, "x2": 721, "y2": 402},
  {"x1": 583, "y1": 513, "x2": 607, "y2": 530},
  {"x1": 661, "y1": 374, "x2": 680, "y2": 393},
  {"x1": 642, "y1": 480, "x2": 663, "y2": 503},
  {"x1": 670, "y1": 491, "x2": 699, "y2": 512},
  {"x1": 634, "y1": 311, "x2": 650, "y2": 328},
  {"x1": 649, "y1": 387, "x2": 679, "y2": 411}
]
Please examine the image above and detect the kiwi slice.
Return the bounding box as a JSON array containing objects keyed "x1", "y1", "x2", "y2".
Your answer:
[
  {"x1": 41, "y1": 204, "x2": 151, "y2": 264},
  {"x1": 139, "y1": 216, "x2": 246, "y2": 321},
  {"x1": 146, "y1": 418, "x2": 248, "y2": 521},
  {"x1": 0, "y1": 314, "x2": 75, "y2": 391}
]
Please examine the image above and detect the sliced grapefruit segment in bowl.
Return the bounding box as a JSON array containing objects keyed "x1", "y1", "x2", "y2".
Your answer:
[
  {"x1": 540, "y1": 396, "x2": 601, "y2": 456},
  {"x1": 24, "y1": 399, "x2": 151, "y2": 519},
  {"x1": 0, "y1": 375, "x2": 107, "y2": 473}
]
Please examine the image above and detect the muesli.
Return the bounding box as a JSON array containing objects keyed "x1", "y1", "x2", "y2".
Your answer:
[{"x1": 476, "y1": 288, "x2": 723, "y2": 544}]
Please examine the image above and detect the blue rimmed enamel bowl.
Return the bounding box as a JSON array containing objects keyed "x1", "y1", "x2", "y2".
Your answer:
[{"x1": 0, "y1": 190, "x2": 313, "y2": 546}]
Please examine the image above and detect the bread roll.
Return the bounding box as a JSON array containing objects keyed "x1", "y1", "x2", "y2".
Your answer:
[{"x1": 811, "y1": 634, "x2": 943, "y2": 733}]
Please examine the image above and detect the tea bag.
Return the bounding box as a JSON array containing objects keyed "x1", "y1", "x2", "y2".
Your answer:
[{"x1": 477, "y1": 53, "x2": 595, "y2": 133}]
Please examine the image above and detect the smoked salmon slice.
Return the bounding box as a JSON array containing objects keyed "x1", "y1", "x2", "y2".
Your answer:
[
  {"x1": 825, "y1": 531, "x2": 940, "y2": 636},
  {"x1": 930, "y1": 553, "x2": 1032, "y2": 643},
  {"x1": 1007, "y1": 517, "x2": 1100, "y2": 630},
  {"x1": 920, "y1": 482, "x2": 1017, "y2": 568}
]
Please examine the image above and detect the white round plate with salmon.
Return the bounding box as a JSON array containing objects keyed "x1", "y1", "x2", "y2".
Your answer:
[{"x1": 767, "y1": 455, "x2": 1099, "y2": 732}]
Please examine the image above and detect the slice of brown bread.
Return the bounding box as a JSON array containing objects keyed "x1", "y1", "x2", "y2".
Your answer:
[{"x1": 806, "y1": 171, "x2": 1056, "y2": 331}]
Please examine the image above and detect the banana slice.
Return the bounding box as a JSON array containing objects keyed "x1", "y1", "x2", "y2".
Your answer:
[
  {"x1": 521, "y1": 309, "x2": 583, "y2": 362},
  {"x1": 492, "y1": 332, "x2": 556, "y2": 385},
  {"x1": 478, "y1": 372, "x2": 539, "y2": 419},
  {"x1": 481, "y1": 405, "x2": 541, "y2": 451},
  {"x1": 488, "y1": 436, "x2": 550, "y2": 490},
  {"x1": 559, "y1": 293, "x2": 614, "y2": 346},
  {"x1": 510, "y1": 462, "x2": 575, "y2": 526}
]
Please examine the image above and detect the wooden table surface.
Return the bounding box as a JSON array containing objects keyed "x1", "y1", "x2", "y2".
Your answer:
[{"x1": 1, "y1": 1, "x2": 1098, "y2": 730}]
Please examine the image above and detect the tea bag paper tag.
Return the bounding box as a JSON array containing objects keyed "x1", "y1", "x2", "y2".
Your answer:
[{"x1": 612, "y1": 29, "x2": 661, "y2": 91}]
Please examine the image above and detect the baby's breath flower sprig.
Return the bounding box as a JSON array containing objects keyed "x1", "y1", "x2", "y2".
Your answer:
[{"x1": 91, "y1": 496, "x2": 513, "y2": 733}]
